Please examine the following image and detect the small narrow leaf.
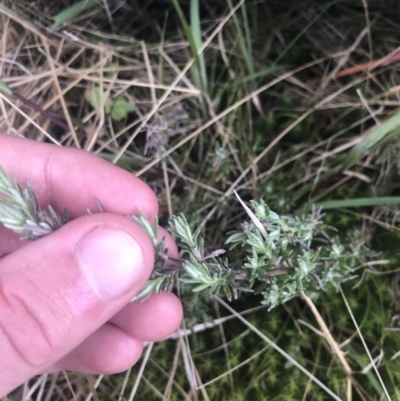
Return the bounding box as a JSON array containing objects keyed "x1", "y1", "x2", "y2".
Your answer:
[{"x1": 0, "y1": 79, "x2": 11, "y2": 95}]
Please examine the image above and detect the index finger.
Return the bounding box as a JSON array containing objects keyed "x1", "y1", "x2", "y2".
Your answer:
[{"x1": 0, "y1": 134, "x2": 158, "y2": 220}]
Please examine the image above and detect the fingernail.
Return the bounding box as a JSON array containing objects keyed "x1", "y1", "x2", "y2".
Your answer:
[{"x1": 76, "y1": 227, "x2": 144, "y2": 300}]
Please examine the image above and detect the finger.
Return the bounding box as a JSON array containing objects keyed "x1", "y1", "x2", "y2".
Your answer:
[
  {"x1": 53, "y1": 293, "x2": 183, "y2": 373},
  {"x1": 52, "y1": 227, "x2": 182, "y2": 372},
  {"x1": 0, "y1": 134, "x2": 158, "y2": 256},
  {"x1": 0, "y1": 213, "x2": 154, "y2": 398},
  {"x1": 53, "y1": 324, "x2": 143, "y2": 374},
  {"x1": 110, "y1": 292, "x2": 183, "y2": 342},
  {"x1": 0, "y1": 134, "x2": 158, "y2": 219},
  {"x1": 110, "y1": 227, "x2": 183, "y2": 341}
]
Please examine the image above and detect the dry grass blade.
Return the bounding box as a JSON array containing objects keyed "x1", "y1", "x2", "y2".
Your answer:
[
  {"x1": 128, "y1": 343, "x2": 154, "y2": 401},
  {"x1": 339, "y1": 286, "x2": 391, "y2": 401},
  {"x1": 84, "y1": 374, "x2": 104, "y2": 401},
  {"x1": 301, "y1": 292, "x2": 354, "y2": 400},
  {"x1": 136, "y1": 54, "x2": 338, "y2": 178},
  {"x1": 215, "y1": 296, "x2": 342, "y2": 401},
  {"x1": 233, "y1": 189, "x2": 268, "y2": 240},
  {"x1": 197, "y1": 345, "x2": 270, "y2": 390}
]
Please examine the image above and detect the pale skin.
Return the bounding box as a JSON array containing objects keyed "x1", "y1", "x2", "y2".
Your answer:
[{"x1": 0, "y1": 134, "x2": 183, "y2": 397}]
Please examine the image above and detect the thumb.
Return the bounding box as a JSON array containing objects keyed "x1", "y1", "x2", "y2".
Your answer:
[{"x1": 0, "y1": 213, "x2": 155, "y2": 397}]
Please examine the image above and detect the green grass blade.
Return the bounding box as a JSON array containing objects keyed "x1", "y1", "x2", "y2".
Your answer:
[
  {"x1": 0, "y1": 79, "x2": 11, "y2": 95},
  {"x1": 51, "y1": 0, "x2": 102, "y2": 30},
  {"x1": 171, "y1": 0, "x2": 202, "y2": 90},
  {"x1": 314, "y1": 197, "x2": 400, "y2": 210},
  {"x1": 226, "y1": 0, "x2": 254, "y2": 77},
  {"x1": 190, "y1": 0, "x2": 207, "y2": 91},
  {"x1": 227, "y1": 64, "x2": 286, "y2": 87},
  {"x1": 343, "y1": 110, "x2": 400, "y2": 168}
]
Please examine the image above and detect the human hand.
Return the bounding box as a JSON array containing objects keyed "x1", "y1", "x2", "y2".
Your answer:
[{"x1": 0, "y1": 134, "x2": 183, "y2": 397}]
